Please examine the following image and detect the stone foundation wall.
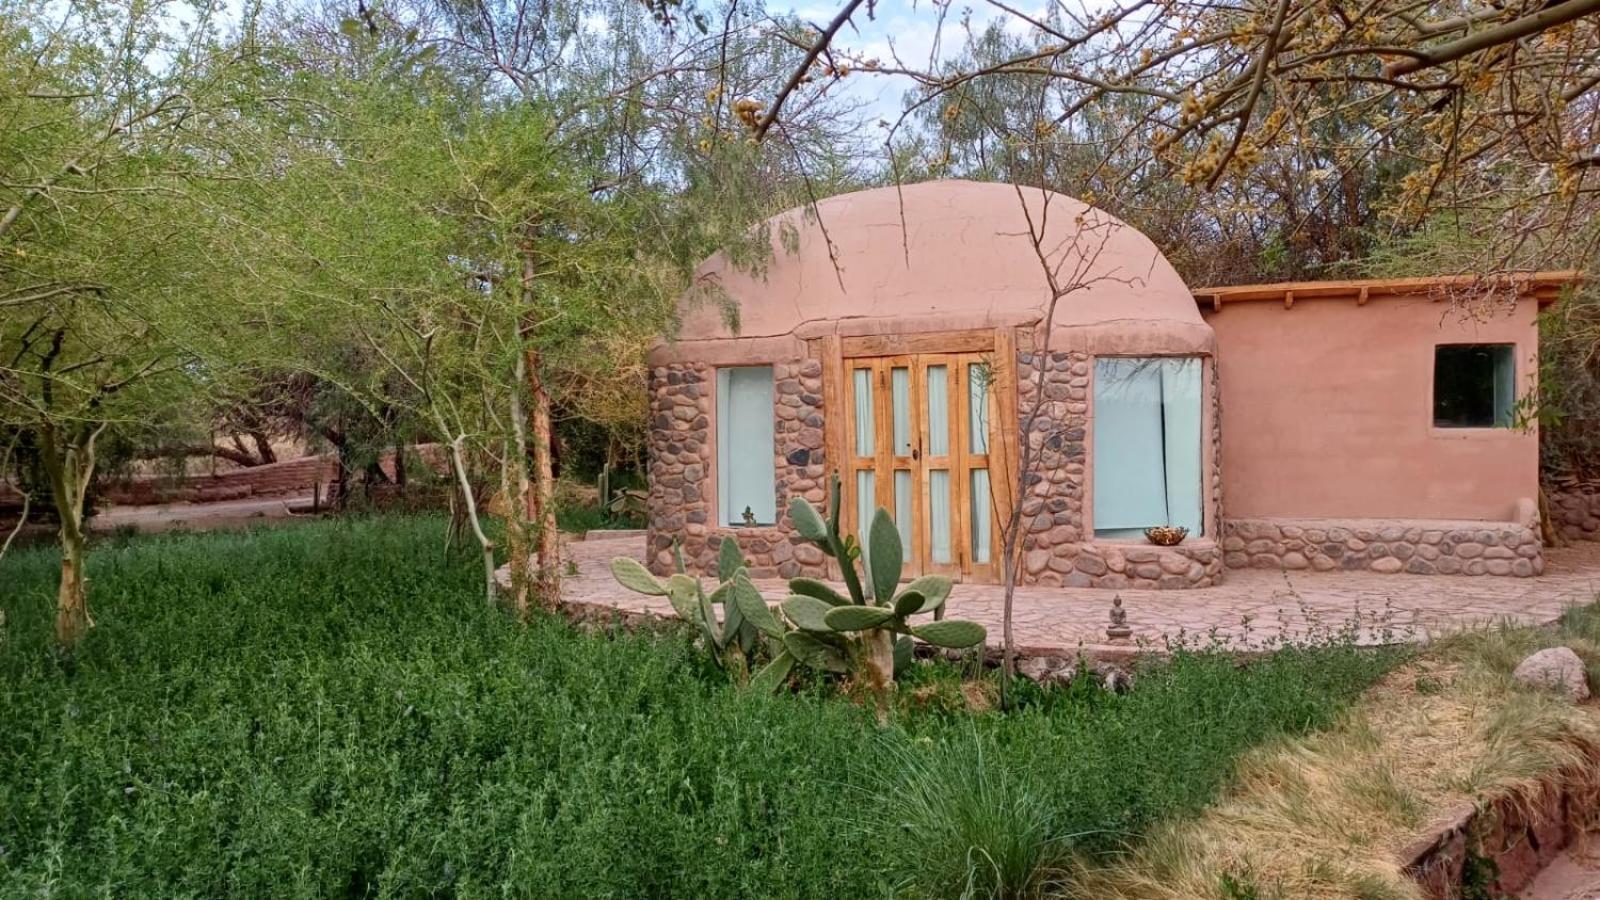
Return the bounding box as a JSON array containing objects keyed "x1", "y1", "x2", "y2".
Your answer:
[
  {"x1": 1221, "y1": 518, "x2": 1544, "y2": 577},
  {"x1": 1024, "y1": 540, "x2": 1224, "y2": 589},
  {"x1": 646, "y1": 360, "x2": 829, "y2": 580},
  {"x1": 1547, "y1": 480, "x2": 1600, "y2": 542}
]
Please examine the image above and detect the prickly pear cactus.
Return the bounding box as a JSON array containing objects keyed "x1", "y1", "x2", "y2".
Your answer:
[
  {"x1": 611, "y1": 473, "x2": 987, "y2": 695},
  {"x1": 608, "y1": 536, "x2": 767, "y2": 681}
]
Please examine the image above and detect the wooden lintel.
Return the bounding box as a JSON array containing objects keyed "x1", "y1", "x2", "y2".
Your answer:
[{"x1": 841, "y1": 328, "x2": 995, "y2": 358}]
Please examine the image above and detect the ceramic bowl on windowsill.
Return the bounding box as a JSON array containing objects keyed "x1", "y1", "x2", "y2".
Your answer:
[{"x1": 1144, "y1": 526, "x2": 1189, "y2": 546}]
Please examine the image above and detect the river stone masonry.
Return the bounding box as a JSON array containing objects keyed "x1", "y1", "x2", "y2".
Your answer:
[
  {"x1": 1015, "y1": 349, "x2": 1088, "y2": 587},
  {"x1": 1221, "y1": 519, "x2": 1544, "y2": 577},
  {"x1": 1547, "y1": 480, "x2": 1600, "y2": 543},
  {"x1": 645, "y1": 360, "x2": 829, "y2": 581}
]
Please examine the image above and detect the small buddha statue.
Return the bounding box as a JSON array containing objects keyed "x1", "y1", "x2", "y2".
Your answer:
[{"x1": 1106, "y1": 594, "x2": 1132, "y2": 642}]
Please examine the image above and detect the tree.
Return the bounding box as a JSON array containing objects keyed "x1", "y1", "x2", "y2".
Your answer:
[
  {"x1": 225, "y1": 0, "x2": 867, "y2": 611},
  {"x1": 0, "y1": 0, "x2": 261, "y2": 644},
  {"x1": 746, "y1": 0, "x2": 1600, "y2": 279}
]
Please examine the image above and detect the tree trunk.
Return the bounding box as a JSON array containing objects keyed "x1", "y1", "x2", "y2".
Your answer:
[
  {"x1": 525, "y1": 346, "x2": 560, "y2": 608},
  {"x1": 442, "y1": 435, "x2": 497, "y2": 605},
  {"x1": 38, "y1": 423, "x2": 102, "y2": 647},
  {"x1": 56, "y1": 520, "x2": 89, "y2": 645},
  {"x1": 518, "y1": 230, "x2": 560, "y2": 610},
  {"x1": 249, "y1": 429, "x2": 277, "y2": 465},
  {"x1": 504, "y1": 359, "x2": 535, "y2": 617}
]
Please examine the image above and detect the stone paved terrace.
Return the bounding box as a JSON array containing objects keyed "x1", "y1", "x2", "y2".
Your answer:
[{"x1": 559, "y1": 533, "x2": 1600, "y2": 660}]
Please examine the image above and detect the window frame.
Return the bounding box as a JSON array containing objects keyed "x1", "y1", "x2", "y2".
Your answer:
[
  {"x1": 1431, "y1": 343, "x2": 1517, "y2": 430},
  {"x1": 1089, "y1": 354, "x2": 1207, "y2": 541}
]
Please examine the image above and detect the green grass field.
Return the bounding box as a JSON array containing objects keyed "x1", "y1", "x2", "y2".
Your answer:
[{"x1": 0, "y1": 516, "x2": 1396, "y2": 898}]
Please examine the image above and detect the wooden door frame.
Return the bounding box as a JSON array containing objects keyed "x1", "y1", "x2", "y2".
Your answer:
[{"x1": 811, "y1": 327, "x2": 1017, "y2": 583}]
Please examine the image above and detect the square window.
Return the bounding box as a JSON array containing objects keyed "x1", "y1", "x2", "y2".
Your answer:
[
  {"x1": 1433, "y1": 345, "x2": 1515, "y2": 428},
  {"x1": 716, "y1": 366, "x2": 777, "y2": 525}
]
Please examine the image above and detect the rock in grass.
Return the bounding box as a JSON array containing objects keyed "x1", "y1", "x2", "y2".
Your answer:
[
  {"x1": 1512, "y1": 647, "x2": 1591, "y2": 702},
  {"x1": 1018, "y1": 656, "x2": 1073, "y2": 688}
]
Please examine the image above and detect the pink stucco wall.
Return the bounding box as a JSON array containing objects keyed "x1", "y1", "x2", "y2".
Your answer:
[{"x1": 1205, "y1": 295, "x2": 1540, "y2": 522}]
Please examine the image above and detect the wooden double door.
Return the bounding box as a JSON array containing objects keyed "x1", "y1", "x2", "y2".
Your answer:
[{"x1": 842, "y1": 352, "x2": 999, "y2": 581}]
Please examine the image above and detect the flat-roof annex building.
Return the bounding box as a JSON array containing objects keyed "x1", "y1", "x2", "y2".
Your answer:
[{"x1": 644, "y1": 179, "x2": 1577, "y2": 588}]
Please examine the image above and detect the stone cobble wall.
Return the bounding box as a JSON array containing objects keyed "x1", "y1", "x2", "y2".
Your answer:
[
  {"x1": 1221, "y1": 519, "x2": 1544, "y2": 577},
  {"x1": 1030, "y1": 540, "x2": 1225, "y2": 589},
  {"x1": 645, "y1": 360, "x2": 829, "y2": 580},
  {"x1": 1547, "y1": 480, "x2": 1600, "y2": 542},
  {"x1": 1015, "y1": 350, "x2": 1089, "y2": 586}
]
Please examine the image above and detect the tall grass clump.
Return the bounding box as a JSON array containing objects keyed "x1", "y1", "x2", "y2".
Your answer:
[
  {"x1": 0, "y1": 514, "x2": 1397, "y2": 898},
  {"x1": 882, "y1": 735, "x2": 1069, "y2": 899}
]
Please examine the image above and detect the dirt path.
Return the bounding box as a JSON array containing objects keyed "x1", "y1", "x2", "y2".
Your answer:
[{"x1": 89, "y1": 494, "x2": 318, "y2": 534}]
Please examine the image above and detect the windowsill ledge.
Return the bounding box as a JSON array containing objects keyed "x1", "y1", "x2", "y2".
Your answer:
[
  {"x1": 1428, "y1": 425, "x2": 1529, "y2": 439},
  {"x1": 1088, "y1": 536, "x2": 1218, "y2": 552}
]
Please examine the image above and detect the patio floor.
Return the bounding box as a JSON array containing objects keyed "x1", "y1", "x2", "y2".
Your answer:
[{"x1": 559, "y1": 534, "x2": 1600, "y2": 659}]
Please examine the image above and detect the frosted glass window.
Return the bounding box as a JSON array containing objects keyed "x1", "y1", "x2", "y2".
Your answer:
[
  {"x1": 891, "y1": 367, "x2": 912, "y2": 455},
  {"x1": 969, "y1": 468, "x2": 991, "y2": 564},
  {"x1": 893, "y1": 469, "x2": 913, "y2": 561},
  {"x1": 929, "y1": 470, "x2": 952, "y2": 564},
  {"x1": 717, "y1": 367, "x2": 776, "y2": 526},
  {"x1": 968, "y1": 364, "x2": 990, "y2": 455},
  {"x1": 852, "y1": 368, "x2": 875, "y2": 456},
  {"x1": 1434, "y1": 344, "x2": 1515, "y2": 428},
  {"x1": 926, "y1": 365, "x2": 949, "y2": 456},
  {"x1": 1092, "y1": 357, "x2": 1203, "y2": 538},
  {"x1": 856, "y1": 470, "x2": 876, "y2": 542}
]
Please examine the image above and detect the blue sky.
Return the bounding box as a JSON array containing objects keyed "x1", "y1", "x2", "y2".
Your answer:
[{"x1": 776, "y1": 0, "x2": 1041, "y2": 130}]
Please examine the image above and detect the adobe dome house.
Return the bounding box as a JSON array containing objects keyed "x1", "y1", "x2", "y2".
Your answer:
[{"x1": 644, "y1": 179, "x2": 1577, "y2": 589}]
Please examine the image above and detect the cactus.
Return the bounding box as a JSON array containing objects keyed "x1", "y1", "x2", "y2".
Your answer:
[
  {"x1": 608, "y1": 535, "x2": 768, "y2": 681},
  {"x1": 610, "y1": 471, "x2": 987, "y2": 696},
  {"x1": 769, "y1": 474, "x2": 987, "y2": 693}
]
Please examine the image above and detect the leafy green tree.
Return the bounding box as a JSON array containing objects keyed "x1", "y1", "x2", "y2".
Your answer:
[{"x1": 0, "y1": 0, "x2": 262, "y2": 644}]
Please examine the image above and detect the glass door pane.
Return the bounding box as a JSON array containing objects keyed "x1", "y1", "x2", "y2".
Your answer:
[
  {"x1": 891, "y1": 366, "x2": 912, "y2": 456},
  {"x1": 894, "y1": 469, "x2": 913, "y2": 561},
  {"x1": 969, "y1": 468, "x2": 991, "y2": 564},
  {"x1": 926, "y1": 365, "x2": 949, "y2": 456},
  {"x1": 852, "y1": 368, "x2": 875, "y2": 457},
  {"x1": 928, "y1": 469, "x2": 952, "y2": 564},
  {"x1": 856, "y1": 470, "x2": 876, "y2": 540},
  {"x1": 967, "y1": 362, "x2": 990, "y2": 455}
]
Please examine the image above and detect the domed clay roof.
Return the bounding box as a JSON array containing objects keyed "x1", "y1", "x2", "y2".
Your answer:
[{"x1": 669, "y1": 179, "x2": 1211, "y2": 356}]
